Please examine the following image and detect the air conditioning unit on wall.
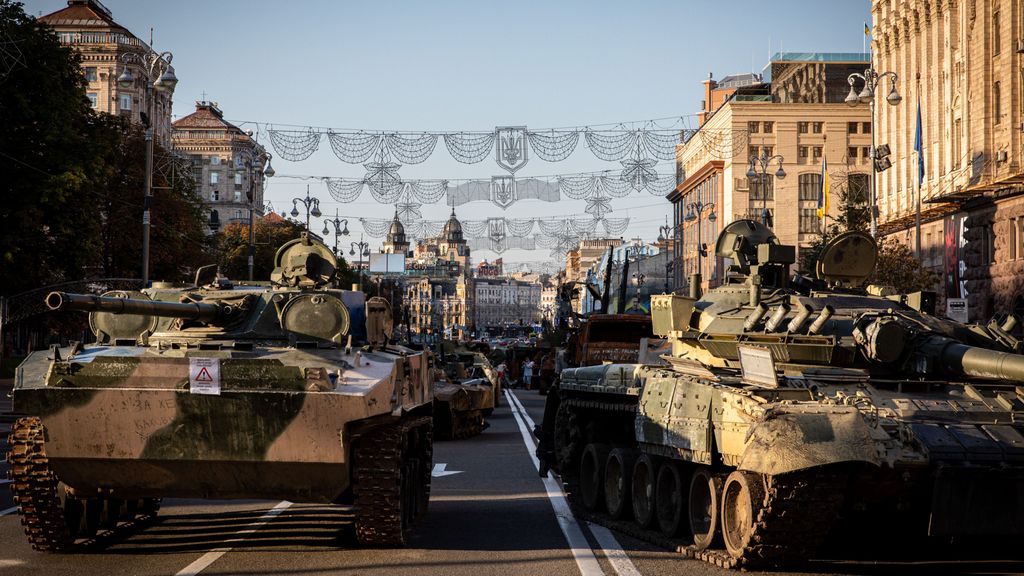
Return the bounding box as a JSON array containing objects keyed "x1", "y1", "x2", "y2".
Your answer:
[
  {"x1": 997, "y1": 150, "x2": 1009, "y2": 162},
  {"x1": 1016, "y1": 39, "x2": 1024, "y2": 53}
]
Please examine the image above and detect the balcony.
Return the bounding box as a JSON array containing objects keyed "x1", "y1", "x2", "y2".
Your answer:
[{"x1": 55, "y1": 31, "x2": 148, "y2": 49}]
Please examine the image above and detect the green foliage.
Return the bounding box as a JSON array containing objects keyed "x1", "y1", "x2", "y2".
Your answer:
[
  {"x1": 797, "y1": 174, "x2": 934, "y2": 294},
  {"x1": 0, "y1": 0, "x2": 212, "y2": 295}
]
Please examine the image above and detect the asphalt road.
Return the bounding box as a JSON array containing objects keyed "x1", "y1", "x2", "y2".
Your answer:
[{"x1": 1, "y1": 390, "x2": 1022, "y2": 576}]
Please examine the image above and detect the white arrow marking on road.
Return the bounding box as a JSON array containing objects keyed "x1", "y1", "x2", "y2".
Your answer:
[{"x1": 431, "y1": 463, "x2": 463, "y2": 477}]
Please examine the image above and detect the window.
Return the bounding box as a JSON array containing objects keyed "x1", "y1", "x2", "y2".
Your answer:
[
  {"x1": 748, "y1": 122, "x2": 760, "y2": 133},
  {"x1": 211, "y1": 156, "x2": 221, "y2": 165},
  {"x1": 798, "y1": 173, "x2": 822, "y2": 200},
  {"x1": 994, "y1": 11, "x2": 1002, "y2": 54},
  {"x1": 763, "y1": 146, "x2": 773, "y2": 157},
  {"x1": 862, "y1": 146, "x2": 871, "y2": 159},
  {"x1": 234, "y1": 173, "x2": 242, "y2": 185},
  {"x1": 211, "y1": 190, "x2": 220, "y2": 201},
  {"x1": 209, "y1": 210, "x2": 219, "y2": 225},
  {"x1": 234, "y1": 209, "x2": 242, "y2": 220},
  {"x1": 84, "y1": 67, "x2": 97, "y2": 82},
  {"x1": 210, "y1": 172, "x2": 219, "y2": 185},
  {"x1": 995, "y1": 82, "x2": 1002, "y2": 124},
  {"x1": 235, "y1": 155, "x2": 244, "y2": 168},
  {"x1": 862, "y1": 122, "x2": 871, "y2": 134},
  {"x1": 748, "y1": 146, "x2": 758, "y2": 160},
  {"x1": 798, "y1": 121, "x2": 809, "y2": 134},
  {"x1": 86, "y1": 93, "x2": 97, "y2": 108},
  {"x1": 750, "y1": 177, "x2": 774, "y2": 200},
  {"x1": 799, "y1": 146, "x2": 809, "y2": 160},
  {"x1": 234, "y1": 190, "x2": 242, "y2": 202},
  {"x1": 119, "y1": 93, "x2": 131, "y2": 111},
  {"x1": 848, "y1": 122, "x2": 859, "y2": 134},
  {"x1": 848, "y1": 147, "x2": 858, "y2": 160},
  {"x1": 1011, "y1": 218, "x2": 1018, "y2": 260},
  {"x1": 813, "y1": 146, "x2": 823, "y2": 160},
  {"x1": 812, "y1": 122, "x2": 823, "y2": 134},
  {"x1": 848, "y1": 173, "x2": 870, "y2": 203},
  {"x1": 799, "y1": 208, "x2": 821, "y2": 233},
  {"x1": 763, "y1": 121, "x2": 773, "y2": 133}
]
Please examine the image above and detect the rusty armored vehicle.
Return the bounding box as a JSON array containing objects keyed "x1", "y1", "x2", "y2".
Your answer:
[
  {"x1": 7, "y1": 233, "x2": 434, "y2": 551},
  {"x1": 539, "y1": 220, "x2": 1024, "y2": 568},
  {"x1": 433, "y1": 347, "x2": 498, "y2": 439}
]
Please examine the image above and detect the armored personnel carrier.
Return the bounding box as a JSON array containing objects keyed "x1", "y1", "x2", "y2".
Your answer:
[
  {"x1": 433, "y1": 347, "x2": 498, "y2": 439},
  {"x1": 540, "y1": 220, "x2": 1024, "y2": 568},
  {"x1": 7, "y1": 233, "x2": 434, "y2": 551}
]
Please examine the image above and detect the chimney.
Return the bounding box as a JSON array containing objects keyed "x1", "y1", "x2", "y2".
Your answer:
[{"x1": 699, "y1": 72, "x2": 718, "y2": 126}]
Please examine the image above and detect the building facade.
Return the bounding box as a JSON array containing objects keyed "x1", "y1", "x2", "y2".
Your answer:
[
  {"x1": 473, "y1": 277, "x2": 542, "y2": 328},
  {"x1": 172, "y1": 102, "x2": 268, "y2": 233},
  {"x1": 873, "y1": 0, "x2": 1024, "y2": 322},
  {"x1": 39, "y1": 0, "x2": 176, "y2": 147},
  {"x1": 673, "y1": 53, "x2": 872, "y2": 291},
  {"x1": 402, "y1": 210, "x2": 473, "y2": 339}
]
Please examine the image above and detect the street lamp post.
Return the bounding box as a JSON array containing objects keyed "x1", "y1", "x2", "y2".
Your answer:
[
  {"x1": 846, "y1": 67, "x2": 901, "y2": 238},
  {"x1": 658, "y1": 220, "x2": 679, "y2": 294},
  {"x1": 684, "y1": 201, "x2": 717, "y2": 298},
  {"x1": 349, "y1": 235, "x2": 370, "y2": 292},
  {"x1": 291, "y1": 185, "x2": 322, "y2": 230},
  {"x1": 745, "y1": 152, "x2": 786, "y2": 228},
  {"x1": 117, "y1": 51, "x2": 177, "y2": 285},
  {"x1": 321, "y1": 209, "x2": 349, "y2": 256},
  {"x1": 237, "y1": 150, "x2": 274, "y2": 281}
]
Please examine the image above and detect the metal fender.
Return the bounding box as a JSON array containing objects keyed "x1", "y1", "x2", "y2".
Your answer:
[{"x1": 737, "y1": 407, "x2": 880, "y2": 475}]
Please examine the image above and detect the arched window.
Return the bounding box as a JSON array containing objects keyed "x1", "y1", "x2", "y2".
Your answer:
[
  {"x1": 209, "y1": 209, "x2": 220, "y2": 226},
  {"x1": 798, "y1": 173, "x2": 821, "y2": 201}
]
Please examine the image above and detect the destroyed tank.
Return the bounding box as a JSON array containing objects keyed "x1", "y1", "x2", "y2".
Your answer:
[
  {"x1": 7, "y1": 233, "x2": 434, "y2": 551},
  {"x1": 539, "y1": 220, "x2": 1024, "y2": 569},
  {"x1": 433, "y1": 346, "x2": 498, "y2": 439}
]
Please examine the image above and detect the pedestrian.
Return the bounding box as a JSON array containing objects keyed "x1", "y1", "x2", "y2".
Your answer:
[
  {"x1": 496, "y1": 361, "x2": 507, "y2": 388},
  {"x1": 522, "y1": 358, "x2": 534, "y2": 390}
]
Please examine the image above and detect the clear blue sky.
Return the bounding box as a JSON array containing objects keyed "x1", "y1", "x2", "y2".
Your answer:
[{"x1": 30, "y1": 0, "x2": 871, "y2": 267}]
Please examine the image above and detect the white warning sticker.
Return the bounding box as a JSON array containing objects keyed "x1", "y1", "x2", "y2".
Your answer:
[{"x1": 189, "y1": 357, "x2": 221, "y2": 395}]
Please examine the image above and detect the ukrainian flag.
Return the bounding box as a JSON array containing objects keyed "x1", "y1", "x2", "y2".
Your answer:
[{"x1": 817, "y1": 156, "x2": 829, "y2": 220}]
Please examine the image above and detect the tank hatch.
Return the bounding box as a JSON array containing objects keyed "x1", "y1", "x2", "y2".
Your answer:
[
  {"x1": 271, "y1": 233, "x2": 338, "y2": 287},
  {"x1": 715, "y1": 220, "x2": 778, "y2": 274},
  {"x1": 280, "y1": 293, "x2": 350, "y2": 344},
  {"x1": 816, "y1": 231, "x2": 877, "y2": 288}
]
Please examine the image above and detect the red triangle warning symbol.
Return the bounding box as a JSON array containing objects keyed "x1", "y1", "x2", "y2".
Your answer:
[{"x1": 195, "y1": 367, "x2": 214, "y2": 382}]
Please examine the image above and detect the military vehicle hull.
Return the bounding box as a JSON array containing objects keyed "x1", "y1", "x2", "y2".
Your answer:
[
  {"x1": 6, "y1": 235, "x2": 435, "y2": 552},
  {"x1": 433, "y1": 349, "x2": 498, "y2": 439}
]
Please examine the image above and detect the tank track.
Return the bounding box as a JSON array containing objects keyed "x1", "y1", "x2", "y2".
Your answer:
[
  {"x1": 554, "y1": 397, "x2": 847, "y2": 569},
  {"x1": 7, "y1": 416, "x2": 74, "y2": 551},
  {"x1": 435, "y1": 408, "x2": 488, "y2": 440},
  {"x1": 6, "y1": 416, "x2": 161, "y2": 552},
  {"x1": 353, "y1": 416, "x2": 432, "y2": 547}
]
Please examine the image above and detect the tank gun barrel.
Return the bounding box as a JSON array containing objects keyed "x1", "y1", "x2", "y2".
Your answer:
[
  {"x1": 939, "y1": 341, "x2": 1024, "y2": 382},
  {"x1": 46, "y1": 291, "x2": 225, "y2": 322}
]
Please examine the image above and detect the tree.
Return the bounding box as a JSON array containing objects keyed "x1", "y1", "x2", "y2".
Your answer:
[{"x1": 797, "y1": 174, "x2": 935, "y2": 294}]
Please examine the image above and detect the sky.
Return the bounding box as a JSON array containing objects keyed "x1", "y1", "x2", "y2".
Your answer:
[{"x1": 29, "y1": 0, "x2": 872, "y2": 269}]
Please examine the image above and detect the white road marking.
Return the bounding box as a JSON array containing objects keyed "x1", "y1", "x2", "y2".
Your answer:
[
  {"x1": 505, "y1": 390, "x2": 604, "y2": 576},
  {"x1": 174, "y1": 500, "x2": 292, "y2": 576},
  {"x1": 588, "y1": 522, "x2": 644, "y2": 576},
  {"x1": 0, "y1": 479, "x2": 11, "y2": 485},
  {"x1": 0, "y1": 506, "x2": 18, "y2": 517},
  {"x1": 431, "y1": 463, "x2": 463, "y2": 477},
  {"x1": 507, "y1": 390, "x2": 643, "y2": 576}
]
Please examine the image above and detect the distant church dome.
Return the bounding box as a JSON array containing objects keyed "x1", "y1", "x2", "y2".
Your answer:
[
  {"x1": 443, "y1": 208, "x2": 463, "y2": 243},
  {"x1": 387, "y1": 209, "x2": 406, "y2": 244}
]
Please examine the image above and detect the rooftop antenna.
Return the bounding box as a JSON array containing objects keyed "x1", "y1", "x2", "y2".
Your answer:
[{"x1": 149, "y1": 27, "x2": 153, "y2": 47}]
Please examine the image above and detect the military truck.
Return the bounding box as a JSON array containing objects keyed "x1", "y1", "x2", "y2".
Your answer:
[
  {"x1": 7, "y1": 234, "x2": 434, "y2": 551},
  {"x1": 540, "y1": 220, "x2": 1024, "y2": 568}
]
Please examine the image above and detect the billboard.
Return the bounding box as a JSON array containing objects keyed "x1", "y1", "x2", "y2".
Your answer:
[{"x1": 369, "y1": 253, "x2": 406, "y2": 274}]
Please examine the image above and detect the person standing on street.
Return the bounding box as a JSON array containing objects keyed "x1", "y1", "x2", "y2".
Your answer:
[{"x1": 522, "y1": 358, "x2": 534, "y2": 390}]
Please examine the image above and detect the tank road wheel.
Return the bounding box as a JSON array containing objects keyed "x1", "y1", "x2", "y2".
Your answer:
[
  {"x1": 655, "y1": 461, "x2": 687, "y2": 537},
  {"x1": 630, "y1": 454, "x2": 658, "y2": 528},
  {"x1": 721, "y1": 471, "x2": 766, "y2": 559},
  {"x1": 689, "y1": 466, "x2": 723, "y2": 550},
  {"x1": 603, "y1": 448, "x2": 637, "y2": 520},
  {"x1": 579, "y1": 444, "x2": 610, "y2": 511},
  {"x1": 6, "y1": 417, "x2": 74, "y2": 551},
  {"x1": 553, "y1": 403, "x2": 582, "y2": 501},
  {"x1": 81, "y1": 498, "x2": 102, "y2": 537},
  {"x1": 415, "y1": 421, "x2": 433, "y2": 519},
  {"x1": 99, "y1": 498, "x2": 123, "y2": 530}
]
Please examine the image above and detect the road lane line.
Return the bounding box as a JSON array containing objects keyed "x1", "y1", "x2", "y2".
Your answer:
[
  {"x1": 508, "y1": 390, "x2": 643, "y2": 576},
  {"x1": 505, "y1": 390, "x2": 604, "y2": 576},
  {"x1": 0, "y1": 479, "x2": 11, "y2": 485},
  {"x1": 174, "y1": 500, "x2": 292, "y2": 576},
  {"x1": 0, "y1": 506, "x2": 18, "y2": 516},
  {"x1": 588, "y1": 522, "x2": 644, "y2": 576}
]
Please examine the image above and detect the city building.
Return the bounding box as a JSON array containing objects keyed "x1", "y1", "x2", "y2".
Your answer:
[
  {"x1": 381, "y1": 209, "x2": 410, "y2": 255},
  {"x1": 476, "y1": 259, "x2": 503, "y2": 277},
  {"x1": 404, "y1": 276, "x2": 471, "y2": 342},
  {"x1": 872, "y1": 0, "x2": 1024, "y2": 322},
  {"x1": 473, "y1": 277, "x2": 542, "y2": 328},
  {"x1": 172, "y1": 101, "x2": 268, "y2": 233},
  {"x1": 39, "y1": 0, "x2": 176, "y2": 147},
  {"x1": 540, "y1": 283, "x2": 558, "y2": 324},
  {"x1": 672, "y1": 53, "x2": 872, "y2": 291},
  {"x1": 401, "y1": 209, "x2": 474, "y2": 339}
]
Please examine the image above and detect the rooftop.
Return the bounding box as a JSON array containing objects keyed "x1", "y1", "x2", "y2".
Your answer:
[{"x1": 38, "y1": 0, "x2": 124, "y2": 31}]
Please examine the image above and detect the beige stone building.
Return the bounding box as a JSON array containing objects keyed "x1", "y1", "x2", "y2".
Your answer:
[
  {"x1": 473, "y1": 277, "x2": 542, "y2": 328},
  {"x1": 39, "y1": 0, "x2": 176, "y2": 147},
  {"x1": 873, "y1": 0, "x2": 1024, "y2": 321},
  {"x1": 172, "y1": 102, "x2": 268, "y2": 233},
  {"x1": 672, "y1": 53, "x2": 872, "y2": 291},
  {"x1": 402, "y1": 210, "x2": 474, "y2": 339}
]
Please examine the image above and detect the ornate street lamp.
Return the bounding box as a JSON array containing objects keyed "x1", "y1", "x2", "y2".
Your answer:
[
  {"x1": 291, "y1": 185, "x2": 322, "y2": 230},
  {"x1": 349, "y1": 235, "x2": 371, "y2": 292},
  {"x1": 684, "y1": 201, "x2": 717, "y2": 298},
  {"x1": 746, "y1": 152, "x2": 785, "y2": 228},
  {"x1": 846, "y1": 66, "x2": 901, "y2": 237}
]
